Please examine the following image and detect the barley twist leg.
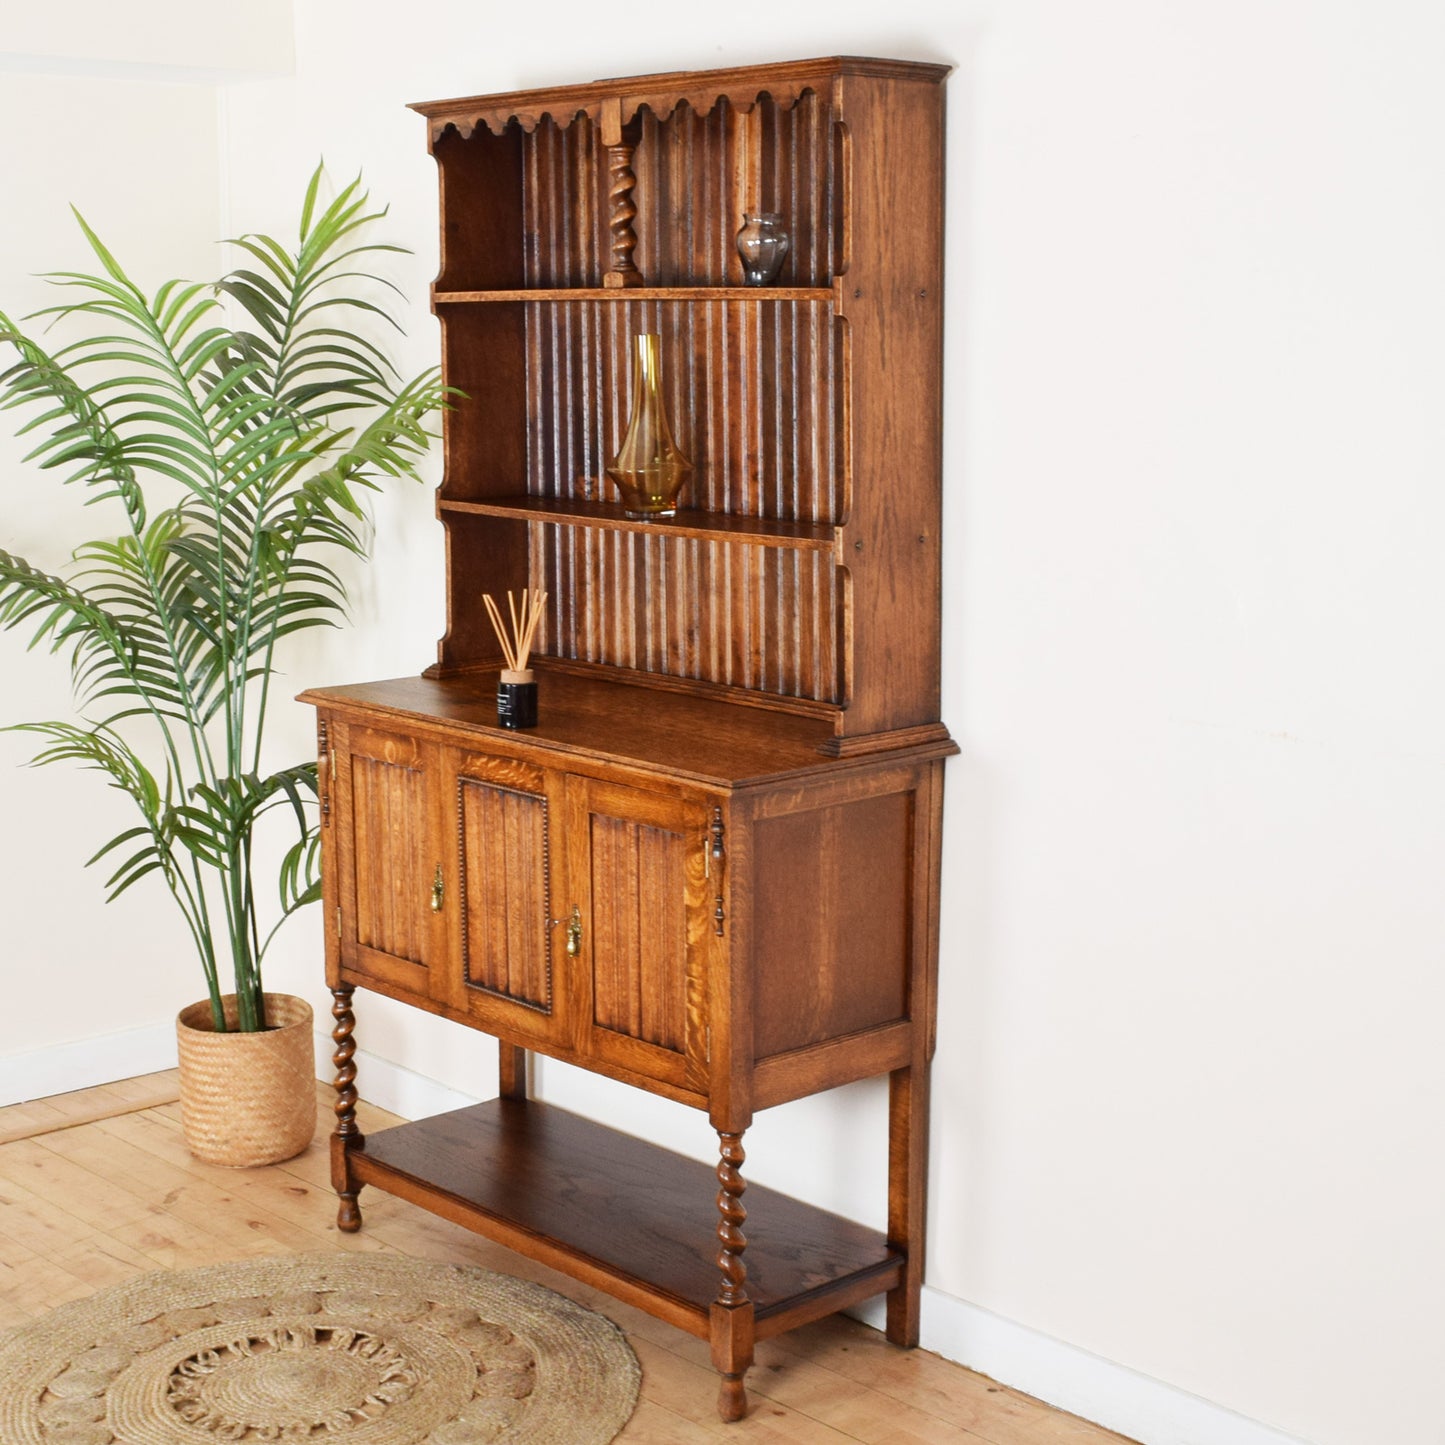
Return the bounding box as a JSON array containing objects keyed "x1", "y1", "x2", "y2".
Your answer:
[
  {"x1": 330, "y1": 986, "x2": 364, "y2": 1232},
  {"x1": 711, "y1": 1130, "x2": 752, "y2": 1421}
]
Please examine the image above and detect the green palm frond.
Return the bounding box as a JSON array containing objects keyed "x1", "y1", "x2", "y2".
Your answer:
[
  {"x1": 0, "y1": 547, "x2": 131, "y2": 670},
  {"x1": 0, "y1": 163, "x2": 453, "y2": 1031}
]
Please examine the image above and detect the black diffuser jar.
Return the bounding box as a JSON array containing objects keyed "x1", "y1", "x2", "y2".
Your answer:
[{"x1": 497, "y1": 669, "x2": 538, "y2": 729}]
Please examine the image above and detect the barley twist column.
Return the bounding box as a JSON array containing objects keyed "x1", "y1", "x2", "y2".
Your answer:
[
  {"x1": 331, "y1": 985, "x2": 364, "y2": 1231},
  {"x1": 712, "y1": 1130, "x2": 751, "y2": 1419},
  {"x1": 715, "y1": 1132, "x2": 748, "y2": 1304},
  {"x1": 605, "y1": 141, "x2": 642, "y2": 285}
]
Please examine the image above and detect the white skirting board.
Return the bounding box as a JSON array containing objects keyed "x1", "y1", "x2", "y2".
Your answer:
[
  {"x1": 322, "y1": 1034, "x2": 481, "y2": 1121},
  {"x1": 10, "y1": 1030, "x2": 1313, "y2": 1445},
  {"x1": 849, "y1": 1292, "x2": 1313, "y2": 1445},
  {"x1": 0, "y1": 1023, "x2": 176, "y2": 1107}
]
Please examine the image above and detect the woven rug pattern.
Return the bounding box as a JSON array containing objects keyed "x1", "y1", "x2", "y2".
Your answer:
[{"x1": 0, "y1": 1252, "x2": 639, "y2": 1444}]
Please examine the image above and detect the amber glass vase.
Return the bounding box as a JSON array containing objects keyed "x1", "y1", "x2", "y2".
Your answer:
[{"x1": 606, "y1": 333, "x2": 692, "y2": 518}]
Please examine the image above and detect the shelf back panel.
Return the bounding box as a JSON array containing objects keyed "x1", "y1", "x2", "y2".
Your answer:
[
  {"x1": 522, "y1": 113, "x2": 606, "y2": 287},
  {"x1": 513, "y1": 90, "x2": 836, "y2": 288},
  {"x1": 529, "y1": 522, "x2": 841, "y2": 703},
  {"x1": 521, "y1": 299, "x2": 839, "y2": 524},
  {"x1": 631, "y1": 91, "x2": 835, "y2": 288}
]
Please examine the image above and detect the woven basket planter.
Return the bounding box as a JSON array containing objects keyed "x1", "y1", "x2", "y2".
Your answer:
[{"x1": 176, "y1": 992, "x2": 317, "y2": 1167}]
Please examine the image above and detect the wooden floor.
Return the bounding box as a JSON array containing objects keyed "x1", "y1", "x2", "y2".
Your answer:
[{"x1": 0, "y1": 1074, "x2": 1135, "y2": 1445}]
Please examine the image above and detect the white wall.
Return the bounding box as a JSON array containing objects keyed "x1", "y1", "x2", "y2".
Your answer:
[
  {"x1": 0, "y1": 73, "x2": 222, "y2": 1063},
  {"x1": 2, "y1": 4, "x2": 1441, "y2": 1445},
  {"x1": 1, "y1": 0, "x2": 293, "y2": 78},
  {"x1": 0, "y1": 8, "x2": 293, "y2": 1075}
]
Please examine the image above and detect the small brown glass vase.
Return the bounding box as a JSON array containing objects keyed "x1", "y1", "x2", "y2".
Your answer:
[
  {"x1": 606, "y1": 333, "x2": 692, "y2": 518},
  {"x1": 736, "y1": 212, "x2": 790, "y2": 286}
]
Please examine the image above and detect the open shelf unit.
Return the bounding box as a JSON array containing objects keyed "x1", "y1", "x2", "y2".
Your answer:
[{"x1": 415, "y1": 54, "x2": 949, "y2": 748}]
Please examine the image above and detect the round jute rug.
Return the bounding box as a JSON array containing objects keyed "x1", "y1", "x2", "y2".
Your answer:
[{"x1": 0, "y1": 1252, "x2": 640, "y2": 1444}]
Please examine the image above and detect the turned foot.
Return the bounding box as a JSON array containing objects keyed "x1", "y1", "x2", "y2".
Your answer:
[
  {"x1": 717, "y1": 1373, "x2": 748, "y2": 1421},
  {"x1": 337, "y1": 1190, "x2": 363, "y2": 1233}
]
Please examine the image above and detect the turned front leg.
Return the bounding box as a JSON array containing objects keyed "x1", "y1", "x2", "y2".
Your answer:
[
  {"x1": 709, "y1": 1130, "x2": 755, "y2": 1422},
  {"x1": 330, "y1": 985, "x2": 364, "y2": 1232}
]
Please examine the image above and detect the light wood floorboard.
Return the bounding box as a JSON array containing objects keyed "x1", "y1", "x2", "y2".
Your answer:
[
  {"x1": 0, "y1": 1077, "x2": 1136, "y2": 1445},
  {"x1": 0, "y1": 1068, "x2": 180, "y2": 1145}
]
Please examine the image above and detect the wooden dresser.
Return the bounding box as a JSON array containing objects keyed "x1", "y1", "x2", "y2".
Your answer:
[{"x1": 302, "y1": 55, "x2": 953, "y2": 1421}]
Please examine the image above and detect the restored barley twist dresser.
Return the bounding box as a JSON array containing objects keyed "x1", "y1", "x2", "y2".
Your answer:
[{"x1": 302, "y1": 55, "x2": 953, "y2": 1421}]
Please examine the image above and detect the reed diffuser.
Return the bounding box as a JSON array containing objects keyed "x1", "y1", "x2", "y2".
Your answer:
[{"x1": 484, "y1": 588, "x2": 546, "y2": 728}]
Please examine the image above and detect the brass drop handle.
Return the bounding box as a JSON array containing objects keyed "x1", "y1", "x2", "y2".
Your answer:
[
  {"x1": 430, "y1": 865, "x2": 444, "y2": 913},
  {"x1": 565, "y1": 905, "x2": 582, "y2": 957}
]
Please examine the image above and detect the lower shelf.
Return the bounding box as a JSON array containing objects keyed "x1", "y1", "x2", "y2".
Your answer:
[{"x1": 349, "y1": 1098, "x2": 903, "y2": 1339}]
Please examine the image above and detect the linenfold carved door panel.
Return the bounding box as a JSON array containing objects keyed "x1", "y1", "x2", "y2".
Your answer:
[
  {"x1": 440, "y1": 749, "x2": 565, "y2": 1045},
  {"x1": 336, "y1": 726, "x2": 718, "y2": 1086},
  {"x1": 335, "y1": 724, "x2": 446, "y2": 1001},
  {"x1": 563, "y1": 775, "x2": 712, "y2": 1092}
]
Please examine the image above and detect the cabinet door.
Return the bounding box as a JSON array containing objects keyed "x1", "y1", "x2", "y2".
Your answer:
[
  {"x1": 334, "y1": 724, "x2": 447, "y2": 1002},
  {"x1": 439, "y1": 749, "x2": 565, "y2": 1046},
  {"x1": 562, "y1": 776, "x2": 711, "y2": 1092}
]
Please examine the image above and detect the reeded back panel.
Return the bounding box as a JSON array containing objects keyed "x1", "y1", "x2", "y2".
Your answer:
[
  {"x1": 522, "y1": 299, "x2": 839, "y2": 523},
  {"x1": 529, "y1": 523, "x2": 842, "y2": 703},
  {"x1": 520, "y1": 90, "x2": 837, "y2": 288},
  {"x1": 521, "y1": 114, "x2": 606, "y2": 287},
  {"x1": 631, "y1": 91, "x2": 836, "y2": 286}
]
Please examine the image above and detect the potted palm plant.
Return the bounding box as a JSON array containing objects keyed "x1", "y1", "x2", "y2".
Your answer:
[{"x1": 0, "y1": 167, "x2": 448, "y2": 1165}]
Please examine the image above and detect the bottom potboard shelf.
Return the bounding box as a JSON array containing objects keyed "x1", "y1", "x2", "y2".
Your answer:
[{"x1": 349, "y1": 1097, "x2": 903, "y2": 1337}]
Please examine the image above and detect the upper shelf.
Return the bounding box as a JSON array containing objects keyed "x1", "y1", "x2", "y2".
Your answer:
[
  {"x1": 409, "y1": 55, "x2": 950, "y2": 140},
  {"x1": 434, "y1": 287, "x2": 835, "y2": 305},
  {"x1": 430, "y1": 80, "x2": 840, "y2": 291}
]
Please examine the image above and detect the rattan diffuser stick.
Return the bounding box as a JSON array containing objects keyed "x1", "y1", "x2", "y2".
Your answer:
[{"x1": 483, "y1": 589, "x2": 546, "y2": 677}]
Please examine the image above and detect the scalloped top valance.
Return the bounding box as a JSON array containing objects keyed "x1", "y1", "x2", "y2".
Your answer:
[{"x1": 408, "y1": 55, "x2": 950, "y2": 142}]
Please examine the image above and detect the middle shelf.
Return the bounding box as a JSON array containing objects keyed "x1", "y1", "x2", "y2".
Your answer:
[
  {"x1": 436, "y1": 287, "x2": 836, "y2": 304},
  {"x1": 439, "y1": 495, "x2": 837, "y2": 551},
  {"x1": 439, "y1": 293, "x2": 844, "y2": 527}
]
